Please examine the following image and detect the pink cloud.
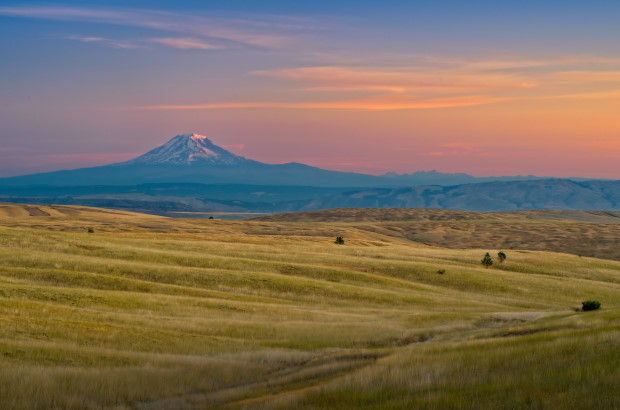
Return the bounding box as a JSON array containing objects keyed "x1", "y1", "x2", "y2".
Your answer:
[
  {"x1": 137, "y1": 94, "x2": 505, "y2": 111},
  {"x1": 253, "y1": 66, "x2": 537, "y2": 93}
]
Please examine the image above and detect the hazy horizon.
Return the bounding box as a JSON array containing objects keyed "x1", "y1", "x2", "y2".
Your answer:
[
  {"x1": 1, "y1": 1, "x2": 619, "y2": 179},
  {"x1": 0, "y1": 132, "x2": 600, "y2": 180}
]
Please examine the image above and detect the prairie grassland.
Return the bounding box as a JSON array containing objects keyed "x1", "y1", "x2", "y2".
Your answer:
[
  {"x1": 0, "y1": 204, "x2": 618, "y2": 409},
  {"x1": 257, "y1": 208, "x2": 620, "y2": 261}
]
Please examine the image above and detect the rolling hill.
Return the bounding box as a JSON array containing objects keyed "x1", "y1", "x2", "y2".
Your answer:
[{"x1": 0, "y1": 204, "x2": 618, "y2": 408}]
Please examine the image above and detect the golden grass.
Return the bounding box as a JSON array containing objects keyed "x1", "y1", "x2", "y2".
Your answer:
[
  {"x1": 257, "y1": 207, "x2": 620, "y2": 261},
  {"x1": 0, "y1": 204, "x2": 618, "y2": 409}
]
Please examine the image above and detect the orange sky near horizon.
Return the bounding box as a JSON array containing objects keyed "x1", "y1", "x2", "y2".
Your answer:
[{"x1": 1, "y1": 3, "x2": 619, "y2": 178}]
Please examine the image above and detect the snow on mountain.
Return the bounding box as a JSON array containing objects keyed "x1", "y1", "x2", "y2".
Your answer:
[
  {"x1": 123, "y1": 133, "x2": 249, "y2": 166},
  {"x1": 0, "y1": 132, "x2": 555, "y2": 188}
]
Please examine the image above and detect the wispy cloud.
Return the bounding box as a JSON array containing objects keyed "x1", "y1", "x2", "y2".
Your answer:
[
  {"x1": 66, "y1": 35, "x2": 104, "y2": 43},
  {"x1": 253, "y1": 66, "x2": 537, "y2": 93},
  {"x1": 379, "y1": 54, "x2": 620, "y2": 71},
  {"x1": 537, "y1": 89, "x2": 620, "y2": 100},
  {"x1": 66, "y1": 35, "x2": 141, "y2": 49},
  {"x1": 66, "y1": 35, "x2": 223, "y2": 50},
  {"x1": 137, "y1": 94, "x2": 503, "y2": 111},
  {"x1": 551, "y1": 70, "x2": 620, "y2": 83},
  {"x1": 0, "y1": 6, "x2": 128, "y2": 21},
  {"x1": 0, "y1": 5, "x2": 320, "y2": 49},
  {"x1": 132, "y1": 52, "x2": 620, "y2": 111},
  {"x1": 149, "y1": 37, "x2": 223, "y2": 50}
]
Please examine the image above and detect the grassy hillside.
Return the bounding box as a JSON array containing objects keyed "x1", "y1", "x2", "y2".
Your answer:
[
  {"x1": 257, "y1": 208, "x2": 620, "y2": 261},
  {"x1": 0, "y1": 204, "x2": 618, "y2": 409}
]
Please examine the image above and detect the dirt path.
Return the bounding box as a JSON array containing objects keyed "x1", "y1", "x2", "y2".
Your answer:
[{"x1": 133, "y1": 350, "x2": 387, "y2": 410}]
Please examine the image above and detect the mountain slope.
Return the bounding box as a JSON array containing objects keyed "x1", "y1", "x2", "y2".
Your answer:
[
  {"x1": 122, "y1": 133, "x2": 252, "y2": 166},
  {"x1": 0, "y1": 133, "x2": 390, "y2": 187},
  {"x1": 0, "y1": 133, "x2": 552, "y2": 188}
]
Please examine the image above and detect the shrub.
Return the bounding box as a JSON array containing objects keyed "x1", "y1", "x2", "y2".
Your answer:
[
  {"x1": 481, "y1": 252, "x2": 493, "y2": 269},
  {"x1": 87, "y1": 227, "x2": 95, "y2": 233},
  {"x1": 437, "y1": 269, "x2": 445, "y2": 275},
  {"x1": 334, "y1": 236, "x2": 345, "y2": 245},
  {"x1": 582, "y1": 300, "x2": 601, "y2": 311},
  {"x1": 497, "y1": 251, "x2": 506, "y2": 263}
]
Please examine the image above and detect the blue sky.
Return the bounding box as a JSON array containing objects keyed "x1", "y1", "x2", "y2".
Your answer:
[{"x1": 1, "y1": 1, "x2": 620, "y2": 177}]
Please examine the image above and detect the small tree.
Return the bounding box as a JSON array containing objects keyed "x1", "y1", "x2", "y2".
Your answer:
[
  {"x1": 87, "y1": 227, "x2": 95, "y2": 233},
  {"x1": 582, "y1": 300, "x2": 601, "y2": 311},
  {"x1": 481, "y1": 252, "x2": 493, "y2": 269},
  {"x1": 497, "y1": 251, "x2": 506, "y2": 263},
  {"x1": 335, "y1": 236, "x2": 345, "y2": 245}
]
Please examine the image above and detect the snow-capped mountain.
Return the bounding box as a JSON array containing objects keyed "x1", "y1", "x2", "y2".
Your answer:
[
  {"x1": 123, "y1": 133, "x2": 250, "y2": 166},
  {"x1": 0, "y1": 132, "x2": 549, "y2": 188},
  {"x1": 3, "y1": 132, "x2": 607, "y2": 215},
  {"x1": 0, "y1": 133, "x2": 386, "y2": 187}
]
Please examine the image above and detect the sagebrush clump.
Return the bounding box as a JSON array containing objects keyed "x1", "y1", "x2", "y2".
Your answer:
[
  {"x1": 582, "y1": 300, "x2": 601, "y2": 311},
  {"x1": 481, "y1": 252, "x2": 493, "y2": 268},
  {"x1": 498, "y1": 251, "x2": 506, "y2": 263}
]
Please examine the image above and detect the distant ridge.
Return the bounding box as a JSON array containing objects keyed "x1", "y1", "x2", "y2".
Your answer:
[
  {"x1": 290, "y1": 179, "x2": 620, "y2": 212},
  {"x1": 1, "y1": 178, "x2": 620, "y2": 215},
  {"x1": 1, "y1": 132, "x2": 618, "y2": 215}
]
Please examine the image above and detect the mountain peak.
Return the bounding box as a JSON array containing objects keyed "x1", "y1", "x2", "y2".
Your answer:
[
  {"x1": 182, "y1": 133, "x2": 209, "y2": 143},
  {"x1": 124, "y1": 133, "x2": 249, "y2": 166}
]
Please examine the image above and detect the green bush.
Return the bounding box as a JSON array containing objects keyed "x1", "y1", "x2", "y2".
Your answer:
[
  {"x1": 334, "y1": 236, "x2": 345, "y2": 245},
  {"x1": 497, "y1": 251, "x2": 506, "y2": 263},
  {"x1": 582, "y1": 300, "x2": 601, "y2": 311},
  {"x1": 481, "y1": 252, "x2": 493, "y2": 269}
]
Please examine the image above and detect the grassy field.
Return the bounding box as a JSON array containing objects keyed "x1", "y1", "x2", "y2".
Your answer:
[
  {"x1": 257, "y1": 208, "x2": 620, "y2": 261},
  {"x1": 0, "y1": 204, "x2": 618, "y2": 409}
]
